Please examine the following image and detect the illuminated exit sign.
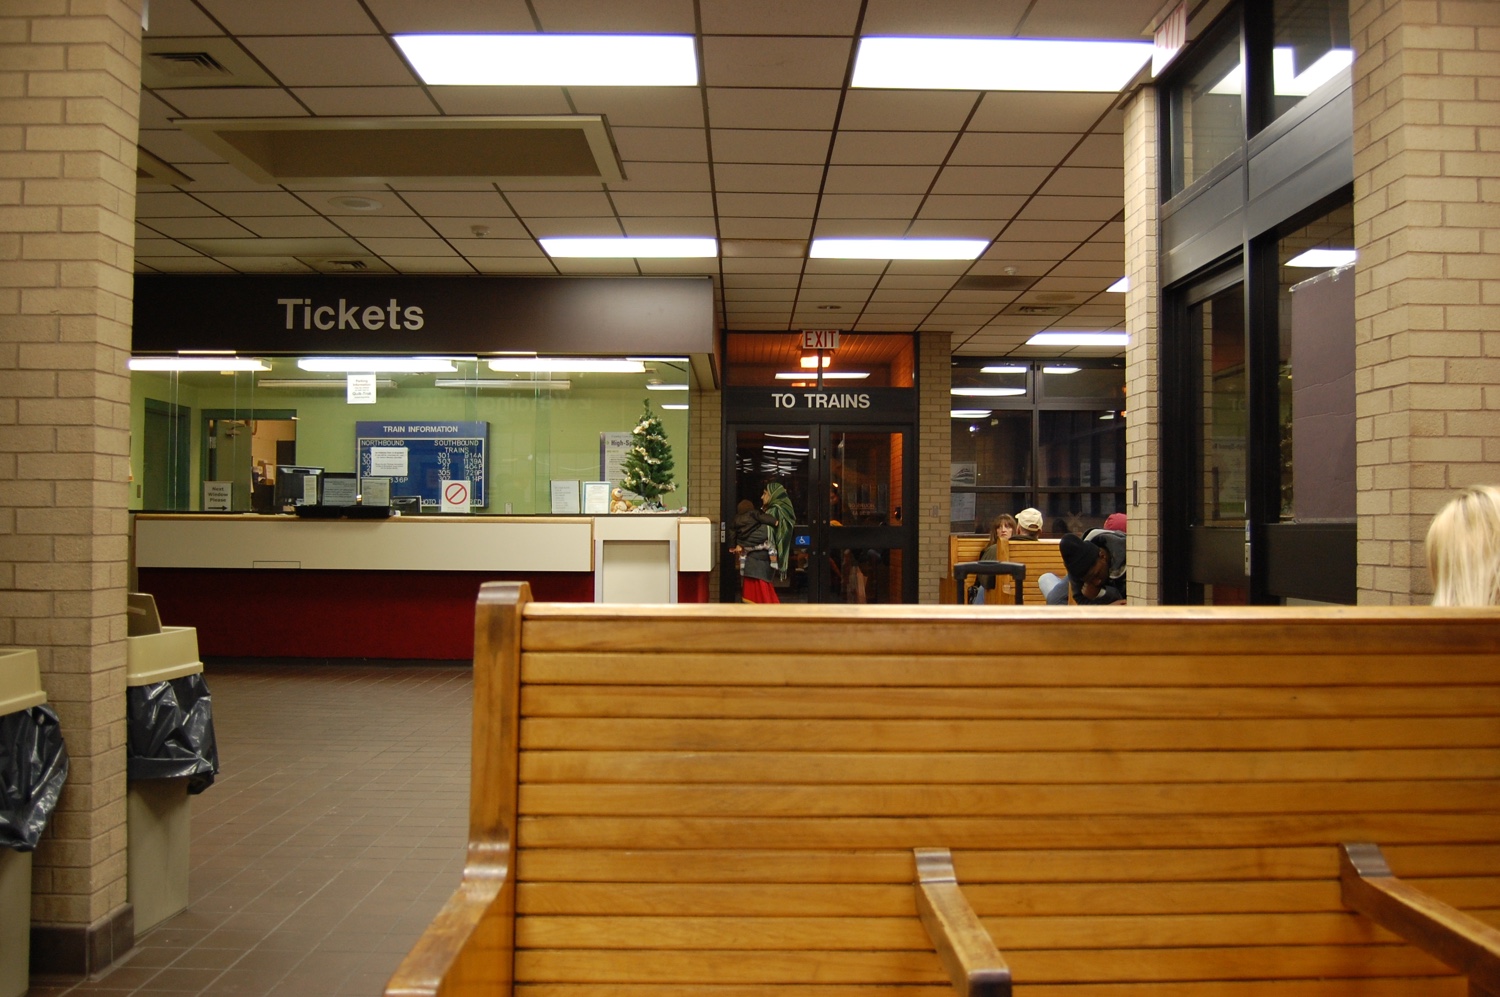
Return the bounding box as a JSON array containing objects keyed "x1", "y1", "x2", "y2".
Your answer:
[{"x1": 801, "y1": 329, "x2": 840, "y2": 350}]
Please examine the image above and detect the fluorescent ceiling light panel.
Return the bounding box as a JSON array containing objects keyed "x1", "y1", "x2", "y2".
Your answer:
[
  {"x1": 1043, "y1": 366, "x2": 1080, "y2": 374},
  {"x1": 980, "y1": 364, "x2": 1027, "y2": 374},
  {"x1": 952, "y1": 387, "x2": 1026, "y2": 397},
  {"x1": 1026, "y1": 332, "x2": 1129, "y2": 347},
  {"x1": 259, "y1": 378, "x2": 395, "y2": 389},
  {"x1": 298, "y1": 357, "x2": 458, "y2": 373},
  {"x1": 853, "y1": 37, "x2": 1152, "y2": 92},
  {"x1": 774, "y1": 371, "x2": 870, "y2": 380},
  {"x1": 129, "y1": 357, "x2": 268, "y2": 371},
  {"x1": 1286, "y1": 248, "x2": 1356, "y2": 268},
  {"x1": 1106, "y1": 276, "x2": 1129, "y2": 293},
  {"x1": 952, "y1": 409, "x2": 993, "y2": 419},
  {"x1": 645, "y1": 383, "x2": 689, "y2": 391},
  {"x1": 810, "y1": 238, "x2": 988, "y2": 260},
  {"x1": 661, "y1": 403, "x2": 689, "y2": 410},
  {"x1": 435, "y1": 378, "x2": 570, "y2": 390},
  {"x1": 394, "y1": 34, "x2": 697, "y2": 87},
  {"x1": 764, "y1": 445, "x2": 811, "y2": 454},
  {"x1": 488, "y1": 358, "x2": 645, "y2": 373},
  {"x1": 800, "y1": 356, "x2": 832, "y2": 368},
  {"x1": 540, "y1": 236, "x2": 716, "y2": 258}
]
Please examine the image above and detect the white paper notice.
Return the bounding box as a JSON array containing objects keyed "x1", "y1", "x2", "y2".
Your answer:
[
  {"x1": 440, "y1": 479, "x2": 472, "y2": 513},
  {"x1": 203, "y1": 481, "x2": 232, "y2": 511},
  {"x1": 369, "y1": 447, "x2": 408, "y2": 477},
  {"x1": 347, "y1": 373, "x2": 377, "y2": 404},
  {"x1": 582, "y1": 480, "x2": 611, "y2": 515},
  {"x1": 551, "y1": 480, "x2": 581, "y2": 515}
]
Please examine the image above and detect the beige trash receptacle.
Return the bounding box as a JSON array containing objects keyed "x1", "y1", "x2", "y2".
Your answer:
[
  {"x1": 0, "y1": 648, "x2": 47, "y2": 997},
  {"x1": 125, "y1": 623, "x2": 204, "y2": 936}
]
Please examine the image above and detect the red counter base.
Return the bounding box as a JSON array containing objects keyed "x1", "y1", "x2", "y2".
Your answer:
[{"x1": 138, "y1": 568, "x2": 709, "y2": 660}]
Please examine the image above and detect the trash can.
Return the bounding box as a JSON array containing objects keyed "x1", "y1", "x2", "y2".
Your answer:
[
  {"x1": 125, "y1": 611, "x2": 218, "y2": 936},
  {"x1": 0, "y1": 648, "x2": 68, "y2": 997}
]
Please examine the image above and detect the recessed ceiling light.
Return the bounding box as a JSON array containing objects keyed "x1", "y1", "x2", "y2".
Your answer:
[
  {"x1": 661, "y1": 403, "x2": 689, "y2": 410},
  {"x1": 853, "y1": 37, "x2": 1153, "y2": 92},
  {"x1": 539, "y1": 236, "x2": 716, "y2": 258},
  {"x1": 298, "y1": 357, "x2": 460, "y2": 373},
  {"x1": 951, "y1": 387, "x2": 1026, "y2": 397},
  {"x1": 800, "y1": 356, "x2": 832, "y2": 368},
  {"x1": 1106, "y1": 276, "x2": 1129, "y2": 293},
  {"x1": 394, "y1": 34, "x2": 698, "y2": 86},
  {"x1": 488, "y1": 358, "x2": 645, "y2": 373},
  {"x1": 1026, "y1": 332, "x2": 1129, "y2": 347},
  {"x1": 128, "y1": 357, "x2": 268, "y2": 372},
  {"x1": 951, "y1": 409, "x2": 993, "y2": 419},
  {"x1": 980, "y1": 364, "x2": 1027, "y2": 374},
  {"x1": 434, "y1": 378, "x2": 571, "y2": 390},
  {"x1": 809, "y1": 238, "x2": 988, "y2": 260},
  {"x1": 774, "y1": 371, "x2": 870, "y2": 380},
  {"x1": 1285, "y1": 248, "x2": 1356, "y2": 268},
  {"x1": 1043, "y1": 366, "x2": 1080, "y2": 374},
  {"x1": 645, "y1": 383, "x2": 688, "y2": 391},
  {"x1": 329, "y1": 195, "x2": 383, "y2": 211}
]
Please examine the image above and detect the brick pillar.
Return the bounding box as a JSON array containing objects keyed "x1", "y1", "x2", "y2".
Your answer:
[
  {"x1": 1122, "y1": 86, "x2": 1161, "y2": 605},
  {"x1": 917, "y1": 331, "x2": 951, "y2": 602},
  {"x1": 0, "y1": 0, "x2": 140, "y2": 973},
  {"x1": 1350, "y1": 0, "x2": 1500, "y2": 604},
  {"x1": 688, "y1": 381, "x2": 721, "y2": 597}
]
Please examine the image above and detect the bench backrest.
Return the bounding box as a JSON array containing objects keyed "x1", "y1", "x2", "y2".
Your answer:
[{"x1": 389, "y1": 586, "x2": 1500, "y2": 997}]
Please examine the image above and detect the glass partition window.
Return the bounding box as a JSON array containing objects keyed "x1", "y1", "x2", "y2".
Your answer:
[
  {"x1": 129, "y1": 356, "x2": 695, "y2": 514},
  {"x1": 949, "y1": 361, "x2": 1125, "y2": 534},
  {"x1": 1270, "y1": 0, "x2": 1352, "y2": 124},
  {"x1": 1166, "y1": 20, "x2": 1244, "y2": 196}
]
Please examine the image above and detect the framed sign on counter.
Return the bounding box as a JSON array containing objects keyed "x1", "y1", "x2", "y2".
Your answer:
[{"x1": 356, "y1": 420, "x2": 487, "y2": 509}]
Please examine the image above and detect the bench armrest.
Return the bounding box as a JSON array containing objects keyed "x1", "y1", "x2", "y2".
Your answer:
[
  {"x1": 385, "y1": 840, "x2": 512, "y2": 997},
  {"x1": 914, "y1": 848, "x2": 1011, "y2": 997},
  {"x1": 1340, "y1": 842, "x2": 1500, "y2": 996}
]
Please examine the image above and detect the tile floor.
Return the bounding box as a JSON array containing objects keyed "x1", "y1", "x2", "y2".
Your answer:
[{"x1": 31, "y1": 662, "x2": 472, "y2": 997}]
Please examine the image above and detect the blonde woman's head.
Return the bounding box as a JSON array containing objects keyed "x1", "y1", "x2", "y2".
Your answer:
[{"x1": 1426, "y1": 485, "x2": 1500, "y2": 606}]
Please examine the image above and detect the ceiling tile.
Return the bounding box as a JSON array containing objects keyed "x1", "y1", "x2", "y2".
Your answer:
[
  {"x1": 1037, "y1": 167, "x2": 1124, "y2": 197},
  {"x1": 1065, "y1": 132, "x2": 1126, "y2": 168},
  {"x1": 240, "y1": 36, "x2": 415, "y2": 87},
  {"x1": 718, "y1": 217, "x2": 814, "y2": 240},
  {"x1": 917, "y1": 194, "x2": 1025, "y2": 220},
  {"x1": 995, "y1": 218, "x2": 1105, "y2": 242},
  {"x1": 142, "y1": 0, "x2": 226, "y2": 36},
  {"x1": 526, "y1": 217, "x2": 625, "y2": 237},
  {"x1": 569, "y1": 88, "x2": 706, "y2": 128},
  {"x1": 706, "y1": 89, "x2": 842, "y2": 130},
  {"x1": 722, "y1": 275, "x2": 801, "y2": 289},
  {"x1": 160, "y1": 88, "x2": 310, "y2": 118},
  {"x1": 531, "y1": 0, "x2": 697, "y2": 32},
  {"x1": 358, "y1": 238, "x2": 461, "y2": 257},
  {"x1": 838, "y1": 90, "x2": 980, "y2": 131},
  {"x1": 815, "y1": 194, "x2": 925, "y2": 220},
  {"x1": 237, "y1": 216, "x2": 347, "y2": 238},
  {"x1": 969, "y1": 91, "x2": 1118, "y2": 133},
  {"x1": 931, "y1": 166, "x2": 1052, "y2": 195},
  {"x1": 363, "y1": 0, "x2": 535, "y2": 32},
  {"x1": 611, "y1": 126, "x2": 710, "y2": 163},
  {"x1": 1016, "y1": 195, "x2": 1124, "y2": 223},
  {"x1": 333, "y1": 216, "x2": 437, "y2": 238},
  {"x1": 621, "y1": 215, "x2": 716, "y2": 236},
  {"x1": 904, "y1": 218, "x2": 1003, "y2": 239},
  {"x1": 428, "y1": 87, "x2": 574, "y2": 115},
  {"x1": 398, "y1": 191, "x2": 513, "y2": 217},
  {"x1": 1020, "y1": 1, "x2": 1158, "y2": 39},
  {"x1": 702, "y1": 36, "x2": 853, "y2": 88},
  {"x1": 381, "y1": 256, "x2": 478, "y2": 272},
  {"x1": 861, "y1": 0, "x2": 1030, "y2": 36},
  {"x1": 615, "y1": 162, "x2": 714, "y2": 191},
  {"x1": 823, "y1": 165, "x2": 939, "y2": 194},
  {"x1": 173, "y1": 163, "x2": 278, "y2": 192},
  {"x1": 139, "y1": 93, "x2": 182, "y2": 130},
  {"x1": 831, "y1": 131, "x2": 956, "y2": 166},
  {"x1": 949, "y1": 131, "x2": 1080, "y2": 167},
  {"x1": 507, "y1": 190, "x2": 617, "y2": 217},
  {"x1": 293, "y1": 87, "x2": 440, "y2": 117},
  {"x1": 701, "y1": 0, "x2": 862, "y2": 35},
  {"x1": 471, "y1": 257, "x2": 560, "y2": 274},
  {"x1": 710, "y1": 129, "x2": 831, "y2": 164},
  {"x1": 611, "y1": 191, "x2": 715, "y2": 216},
  {"x1": 195, "y1": 191, "x2": 319, "y2": 216},
  {"x1": 987, "y1": 241, "x2": 1092, "y2": 261},
  {"x1": 143, "y1": 217, "x2": 255, "y2": 239},
  {"x1": 140, "y1": 128, "x2": 227, "y2": 165},
  {"x1": 198, "y1": 0, "x2": 379, "y2": 35},
  {"x1": 429, "y1": 218, "x2": 531, "y2": 240},
  {"x1": 636, "y1": 258, "x2": 719, "y2": 274},
  {"x1": 717, "y1": 192, "x2": 819, "y2": 217},
  {"x1": 135, "y1": 192, "x2": 223, "y2": 218},
  {"x1": 713, "y1": 163, "x2": 824, "y2": 194}
]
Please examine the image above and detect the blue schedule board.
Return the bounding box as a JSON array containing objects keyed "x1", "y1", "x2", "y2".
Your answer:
[{"x1": 355, "y1": 421, "x2": 487, "y2": 509}]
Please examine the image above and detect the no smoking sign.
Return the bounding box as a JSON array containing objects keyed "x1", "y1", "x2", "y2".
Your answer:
[{"x1": 441, "y1": 479, "x2": 471, "y2": 513}]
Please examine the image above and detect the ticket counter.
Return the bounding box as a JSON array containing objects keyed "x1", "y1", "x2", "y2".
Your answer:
[{"x1": 134, "y1": 514, "x2": 714, "y2": 659}]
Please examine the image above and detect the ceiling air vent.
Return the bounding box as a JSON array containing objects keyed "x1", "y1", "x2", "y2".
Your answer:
[
  {"x1": 324, "y1": 260, "x2": 369, "y2": 272},
  {"x1": 149, "y1": 51, "x2": 231, "y2": 77},
  {"x1": 1005, "y1": 304, "x2": 1068, "y2": 316}
]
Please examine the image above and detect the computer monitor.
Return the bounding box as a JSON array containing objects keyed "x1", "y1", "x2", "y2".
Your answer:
[{"x1": 273, "y1": 465, "x2": 323, "y2": 509}]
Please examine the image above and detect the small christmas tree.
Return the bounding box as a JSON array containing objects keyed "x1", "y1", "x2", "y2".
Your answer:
[{"x1": 620, "y1": 398, "x2": 676, "y2": 507}]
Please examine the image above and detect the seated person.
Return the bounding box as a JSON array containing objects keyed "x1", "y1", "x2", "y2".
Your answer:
[
  {"x1": 1014, "y1": 507, "x2": 1043, "y2": 540},
  {"x1": 1039, "y1": 533, "x2": 1125, "y2": 605},
  {"x1": 969, "y1": 513, "x2": 1017, "y2": 603}
]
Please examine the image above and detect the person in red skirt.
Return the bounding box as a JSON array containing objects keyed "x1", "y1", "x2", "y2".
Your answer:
[{"x1": 731, "y1": 483, "x2": 794, "y2": 603}]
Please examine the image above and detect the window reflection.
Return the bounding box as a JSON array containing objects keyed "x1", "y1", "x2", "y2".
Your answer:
[{"x1": 1167, "y1": 21, "x2": 1243, "y2": 195}]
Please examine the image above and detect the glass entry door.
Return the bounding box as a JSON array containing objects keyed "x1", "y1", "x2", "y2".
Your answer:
[{"x1": 728, "y1": 425, "x2": 910, "y2": 603}]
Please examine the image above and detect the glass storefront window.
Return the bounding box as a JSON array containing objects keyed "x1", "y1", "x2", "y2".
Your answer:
[
  {"x1": 1269, "y1": 0, "x2": 1352, "y2": 124},
  {"x1": 1166, "y1": 19, "x2": 1244, "y2": 196},
  {"x1": 129, "y1": 356, "x2": 695, "y2": 514}
]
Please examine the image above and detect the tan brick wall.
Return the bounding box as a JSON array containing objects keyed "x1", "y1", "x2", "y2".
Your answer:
[
  {"x1": 0, "y1": 0, "x2": 140, "y2": 928},
  {"x1": 1122, "y1": 87, "x2": 1161, "y2": 605},
  {"x1": 1350, "y1": 0, "x2": 1500, "y2": 604},
  {"x1": 917, "y1": 331, "x2": 951, "y2": 602}
]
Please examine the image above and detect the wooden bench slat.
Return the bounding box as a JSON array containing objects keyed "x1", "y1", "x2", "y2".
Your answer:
[
  {"x1": 521, "y1": 716, "x2": 1500, "y2": 751},
  {"x1": 521, "y1": 684, "x2": 1500, "y2": 719},
  {"x1": 516, "y1": 812, "x2": 1500, "y2": 850},
  {"x1": 520, "y1": 749, "x2": 1500, "y2": 785},
  {"x1": 522, "y1": 651, "x2": 1500, "y2": 686},
  {"x1": 511, "y1": 982, "x2": 1459, "y2": 997},
  {"x1": 515, "y1": 845, "x2": 1500, "y2": 884}
]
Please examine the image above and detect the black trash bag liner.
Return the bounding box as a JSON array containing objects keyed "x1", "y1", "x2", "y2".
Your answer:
[
  {"x1": 0, "y1": 704, "x2": 69, "y2": 852},
  {"x1": 126, "y1": 673, "x2": 219, "y2": 794}
]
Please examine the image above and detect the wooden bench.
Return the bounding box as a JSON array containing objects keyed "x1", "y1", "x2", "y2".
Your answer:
[
  {"x1": 943, "y1": 536, "x2": 1067, "y2": 605},
  {"x1": 387, "y1": 585, "x2": 1500, "y2": 996}
]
